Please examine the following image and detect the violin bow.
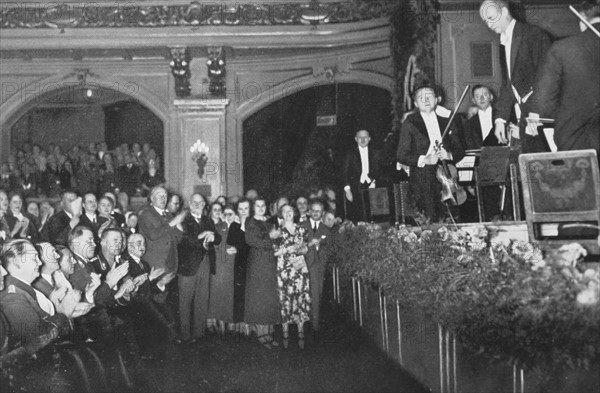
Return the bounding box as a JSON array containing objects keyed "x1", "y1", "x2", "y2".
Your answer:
[
  {"x1": 570, "y1": 5, "x2": 600, "y2": 38},
  {"x1": 440, "y1": 85, "x2": 471, "y2": 141}
]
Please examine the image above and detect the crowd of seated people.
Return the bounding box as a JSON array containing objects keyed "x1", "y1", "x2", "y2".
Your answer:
[
  {"x1": 0, "y1": 182, "x2": 343, "y2": 389},
  {"x1": 0, "y1": 141, "x2": 165, "y2": 199}
]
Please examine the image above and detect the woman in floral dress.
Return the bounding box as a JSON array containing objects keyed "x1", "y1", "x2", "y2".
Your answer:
[{"x1": 274, "y1": 204, "x2": 311, "y2": 349}]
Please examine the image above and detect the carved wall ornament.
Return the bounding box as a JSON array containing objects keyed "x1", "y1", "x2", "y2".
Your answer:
[
  {"x1": 206, "y1": 47, "x2": 226, "y2": 96},
  {"x1": 0, "y1": 1, "x2": 396, "y2": 29},
  {"x1": 313, "y1": 57, "x2": 353, "y2": 81},
  {"x1": 169, "y1": 47, "x2": 191, "y2": 98}
]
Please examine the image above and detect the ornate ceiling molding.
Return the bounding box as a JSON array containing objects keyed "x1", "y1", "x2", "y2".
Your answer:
[{"x1": 0, "y1": 1, "x2": 395, "y2": 29}]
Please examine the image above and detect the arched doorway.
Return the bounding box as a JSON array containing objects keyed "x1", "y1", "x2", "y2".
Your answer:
[
  {"x1": 242, "y1": 83, "x2": 393, "y2": 203},
  {"x1": 3, "y1": 84, "x2": 164, "y2": 198}
]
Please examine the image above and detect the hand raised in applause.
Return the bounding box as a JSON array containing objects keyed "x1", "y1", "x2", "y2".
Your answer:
[{"x1": 105, "y1": 261, "x2": 129, "y2": 289}]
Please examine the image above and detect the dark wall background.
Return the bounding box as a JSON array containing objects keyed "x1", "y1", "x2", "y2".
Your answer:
[
  {"x1": 104, "y1": 101, "x2": 164, "y2": 160},
  {"x1": 11, "y1": 106, "x2": 105, "y2": 150},
  {"x1": 243, "y1": 83, "x2": 393, "y2": 202}
]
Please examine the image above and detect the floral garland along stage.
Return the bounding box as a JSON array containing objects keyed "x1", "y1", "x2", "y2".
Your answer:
[{"x1": 330, "y1": 222, "x2": 600, "y2": 372}]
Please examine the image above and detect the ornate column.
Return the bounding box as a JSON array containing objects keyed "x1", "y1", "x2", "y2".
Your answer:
[{"x1": 173, "y1": 98, "x2": 230, "y2": 200}]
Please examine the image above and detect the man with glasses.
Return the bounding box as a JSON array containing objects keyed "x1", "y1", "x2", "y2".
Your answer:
[{"x1": 0, "y1": 239, "x2": 81, "y2": 350}]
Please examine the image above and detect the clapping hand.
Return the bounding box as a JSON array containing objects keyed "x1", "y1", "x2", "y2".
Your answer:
[
  {"x1": 105, "y1": 262, "x2": 129, "y2": 288},
  {"x1": 157, "y1": 272, "x2": 176, "y2": 288},
  {"x1": 269, "y1": 228, "x2": 282, "y2": 240},
  {"x1": 149, "y1": 267, "x2": 165, "y2": 282},
  {"x1": 71, "y1": 301, "x2": 94, "y2": 318},
  {"x1": 133, "y1": 273, "x2": 149, "y2": 287},
  {"x1": 198, "y1": 231, "x2": 215, "y2": 242},
  {"x1": 114, "y1": 279, "x2": 135, "y2": 300},
  {"x1": 226, "y1": 246, "x2": 237, "y2": 255},
  {"x1": 51, "y1": 287, "x2": 82, "y2": 318},
  {"x1": 170, "y1": 211, "x2": 187, "y2": 227}
]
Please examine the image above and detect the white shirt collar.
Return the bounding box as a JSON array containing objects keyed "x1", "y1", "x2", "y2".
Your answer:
[
  {"x1": 309, "y1": 218, "x2": 321, "y2": 227},
  {"x1": 500, "y1": 19, "x2": 516, "y2": 46},
  {"x1": 85, "y1": 212, "x2": 97, "y2": 221},
  {"x1": 153, "y1": 206, "x2": 165, "y2": 216},
  {"x1": 358, "y1": 146, "x2": 368, "y2": 151},
  {"x1": 478, "y1": 106, "x2": 492, "y2": 117},
  {"x1": 130, "y1": 254, "x2": 141, "y2": 263},
  {"x1": 41, "y1": 272, "x2": 54, "y2": 285}
]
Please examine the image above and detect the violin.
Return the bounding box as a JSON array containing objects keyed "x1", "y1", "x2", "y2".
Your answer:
[
  {"x1": 433, "y1": 85, "x2": 471, "y2": 206},
  {"x1": 434, "y1": 140, "x2": 467, "y2": 206}
]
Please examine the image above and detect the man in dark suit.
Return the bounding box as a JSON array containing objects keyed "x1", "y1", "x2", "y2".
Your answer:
[
  {"x1": 0, "y1": 239, "x2": 77, "y2": 351},
  {"x1": 32, "y1": 242, "x2": 61, "y2": 298},
  {"x1": 138, "y1": 186, "x2": 185, "y2": 274},
  {"x1": 78, "y1": 193, "x2": 109, "y2": 243},
  {"x1": 479, "y1": 0, "x2": 552, "y2": 153},
  {"x1": 120, "y1": 233, "x2": 175, "y2": 359},
  {"x1": 299, "y1": 199, "x2": 331, "y2": 333},
  {"x1": 343, "y1": 129, "x2": 380, "y2": 222},
  {"x1": 397, "y1": 85, "x2": 465, "y2": 222},
  {"x1": 528, "y1": 0, "x2": 600, "y2": 155},
  {"x1": 177, "y1": 193, "x2": 220, "y2": 343},
  {"x1": 42, "y1": 190, "x2": 82, "y2": 246}
]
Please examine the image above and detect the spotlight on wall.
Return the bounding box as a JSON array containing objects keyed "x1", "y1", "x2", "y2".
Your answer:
[{"x1": 86, "y1": 88, "x2": 93, "y2": 98}]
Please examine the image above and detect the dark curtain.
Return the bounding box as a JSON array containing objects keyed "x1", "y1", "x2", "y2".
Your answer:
[
  {"x1": 243, "y1": 83, "x2": 392, "y2": 204},
  {"x1": 104, "y1": 101, "x2": 164, "y2": 160}
]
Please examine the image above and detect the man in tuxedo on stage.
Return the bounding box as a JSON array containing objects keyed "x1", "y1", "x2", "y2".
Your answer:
[
  {"x1": 462, "y1": 85, "x2": 504, "y2": 221},
  {"x1": 397, "y1": 85, "x2": 465, "y2": 222},
  {"x1": 463, "y1": 85, "x2": 503, "y2": 150},
  {"x1": 343, "y1": 130, "x2": 380, "y2": 222},
  {"x1": 299, "y1": 199, "x2": 331, "y2": 333},
  {"x1": 528, "y1": 0, "x2": 600, "y2": 155},
  {"x1": 479, "y1": 0, "x2": 552, "y2": 153}
]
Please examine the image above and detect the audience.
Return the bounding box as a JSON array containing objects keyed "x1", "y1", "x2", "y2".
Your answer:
[{"x1": 1, "y1": 166, "x2": 346, "y2": 369}]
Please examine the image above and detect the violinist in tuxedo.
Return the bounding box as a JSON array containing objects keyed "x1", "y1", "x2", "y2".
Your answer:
[
  {"x1": 299, "y1": 199, "x2": 331, "y2": 332},
  {"x1": 397, "y1": 85, "x2": 465, "y2": 222},
  {"x1": 479, "y1": 0, "x2": 552, "y2": 153},
  {"x1": 343, "y1": 130, "x2": 381, "y2": 222}
]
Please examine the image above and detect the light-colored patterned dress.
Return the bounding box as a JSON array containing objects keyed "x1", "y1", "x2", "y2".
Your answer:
[{"x1": 276, "y1": 225, "x2": 311, "y2": 324}]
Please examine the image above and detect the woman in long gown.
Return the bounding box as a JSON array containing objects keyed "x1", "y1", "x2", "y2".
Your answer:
[
  {"x1": 207, "y1": 202, "x2": 236, "y2": 335},
  {"x1": 244, "y1": 197, "x2": 281, "y2": 349},
  {"x1": 274, "y1": 204, "x2": 311, "y2": 349}
]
